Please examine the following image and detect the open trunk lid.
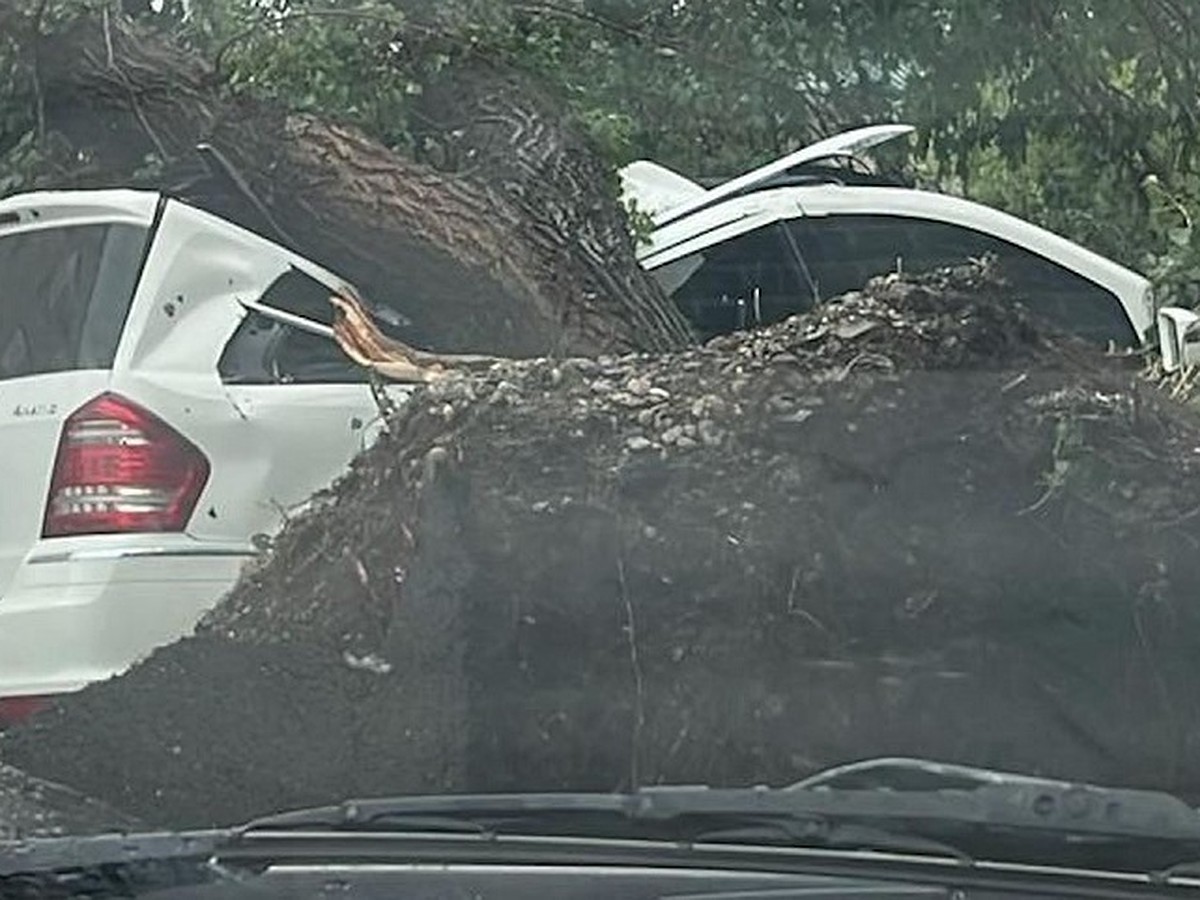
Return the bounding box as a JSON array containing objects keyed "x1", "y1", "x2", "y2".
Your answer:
[{"x1": 621, "y1": 124, "x2": 915, "y2": 227}]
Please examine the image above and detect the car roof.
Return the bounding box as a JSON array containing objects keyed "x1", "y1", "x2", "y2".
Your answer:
[
  {"x1": 644, "y1": 183, "x2": 1140, "y2": 282},
  {"x1": 0, "y1": 188, "x2": 348, "y2": 292},
  {"x1": 638, "y1": 182, "x2": 1152, "y2": 336},
  {"x1": 0, "y1": 189, "x2": 161, "y2": 228}
]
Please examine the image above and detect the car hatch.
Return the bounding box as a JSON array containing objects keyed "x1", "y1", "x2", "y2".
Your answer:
[{"x1": 0, "y1": 195, "x2": 157, "y2": 600}]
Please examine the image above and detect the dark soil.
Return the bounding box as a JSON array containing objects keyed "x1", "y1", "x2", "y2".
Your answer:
[
  {"x1": 8, "y1": 261, "x2": 1200, "y2": 829},
  {"x1": 0, "y1": 763, "x2": 141, "y2": 839}
]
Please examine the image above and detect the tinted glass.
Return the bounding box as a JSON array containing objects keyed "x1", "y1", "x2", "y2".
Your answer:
[
  {"x1": 668, "y1": 223, "x2": 812, "y2": 338},
  {"x1": 790, "y1": 215, "x2": 1136, "y2": 345},
  {"x1": 0, "y1": 223, "x2": 148, "y2": 379}
]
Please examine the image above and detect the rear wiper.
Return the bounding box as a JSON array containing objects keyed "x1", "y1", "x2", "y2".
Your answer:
[{"x1": 239, "y1": 756, "x2": 1200, "y2": 871}]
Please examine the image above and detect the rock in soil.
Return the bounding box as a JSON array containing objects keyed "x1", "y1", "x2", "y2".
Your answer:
[{"x1": 8, "y1": 261, "x2": 1200, "y2": 828}]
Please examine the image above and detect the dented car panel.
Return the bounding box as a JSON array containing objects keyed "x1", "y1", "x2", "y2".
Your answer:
[{"x1": 0, "y1": 189, "x2": 408, "y2": 701}]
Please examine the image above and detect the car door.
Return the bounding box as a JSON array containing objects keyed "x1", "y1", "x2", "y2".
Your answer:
[{"x1": 0, "y1": 205, "x2": 154, "y2": 599}]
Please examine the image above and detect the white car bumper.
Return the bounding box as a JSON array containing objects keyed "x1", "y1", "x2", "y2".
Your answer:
[{"x1": 0, "y1": 539, "x2": 255, "y2": 699}]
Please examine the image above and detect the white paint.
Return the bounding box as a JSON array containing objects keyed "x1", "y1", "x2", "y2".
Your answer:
[
  {"x1": 621, "y1": 123, "x2": 915, "y2": 225},
  {"x1": 0, "y1": 190, "x2": 411, "y2": 699},
  {"x1": 633, "y1": 173, "x2": 1154, "y2": 343},
  {"x1": 621, "y1": 124, "x2": 1152, "y2": 342}
]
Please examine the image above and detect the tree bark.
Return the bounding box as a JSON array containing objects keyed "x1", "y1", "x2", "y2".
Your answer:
[
  {"x1": 409, "y1": 59, "x2": 696, "y2": 352},
  {"x1": 22, "y1": 11, "x2": 694, "y2": 356}
]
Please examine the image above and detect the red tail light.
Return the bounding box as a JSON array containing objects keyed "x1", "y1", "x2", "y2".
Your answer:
[
  {"x1": 0, "y1": 695, "x2": 49, "y2": 729},
  {"x1": 42, "y1": 393, "x2": 210, "y2": 537}
]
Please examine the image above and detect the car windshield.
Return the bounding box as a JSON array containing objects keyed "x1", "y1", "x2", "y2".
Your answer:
[{"x1": 5, "y1": 1, "x2": 1200, "y2": 895}]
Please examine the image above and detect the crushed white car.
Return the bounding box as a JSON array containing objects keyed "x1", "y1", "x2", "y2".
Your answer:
[
  {"x1": 0, "y1": 190, "x2": 413, "y2": 715},
  {"x1": 622, "y1": 124, "x2": 1157, "y2": 347}
]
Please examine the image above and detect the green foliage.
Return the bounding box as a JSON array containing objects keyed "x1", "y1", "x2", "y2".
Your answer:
[
  {"x1": 179, "y1": 0, "x2": 415, "y2": 150},
  {"x1": 6, "y1": 0, "x2": 1200, "y2": 306},
  {"x1": 620, "y1": 195, "x2": 657, "y2": 247}
]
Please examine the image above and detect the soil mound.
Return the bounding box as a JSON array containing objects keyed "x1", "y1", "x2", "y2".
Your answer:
[{"x1": 9, "y1": 261, "x2": 1200, "y2": 828}]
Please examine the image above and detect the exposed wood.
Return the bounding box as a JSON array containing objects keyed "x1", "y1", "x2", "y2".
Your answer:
[
  {"x1": 410, "y1": 60, "x2": 697, "y2": 353},
  {"x1": 331, "y1": 286, "x2": 500, "y2": 383}
]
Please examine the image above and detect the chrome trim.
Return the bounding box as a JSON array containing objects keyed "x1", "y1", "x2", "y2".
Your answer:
[
  {"x1": 26, "y1": 544, "x2": 258, "y2": 565},
  {"x1": 263, "y1": 864, "x2": 800, "y2": 878},
  {"x1": 239, "y1": 298, "x2": 336, "y2": 339},
  {"x1": 240, "y1": 830, "x2": 1162, "y2": 885}
]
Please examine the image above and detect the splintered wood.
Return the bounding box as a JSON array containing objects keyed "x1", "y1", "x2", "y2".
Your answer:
[{"x1": 330, "y1": 287, "x2": 500, "y2": 383}]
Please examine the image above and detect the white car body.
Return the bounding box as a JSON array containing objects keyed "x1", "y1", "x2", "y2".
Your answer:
[
  {"x1": 623, "y1": 124, "x2": 1155, "y2": 345},
  {"x1": 0, "y1": 190, "x2": 412, "y2": 705}
]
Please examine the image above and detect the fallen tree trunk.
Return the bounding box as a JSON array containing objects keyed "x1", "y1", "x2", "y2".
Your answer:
[
  {"x1": 11, "y1": 263, "x2": 1200, "y2": 827},
  {"x1": 17, "y1": 9, "x2": 692, "y2": 356},
  {"x1": 407, "y1": 58, "x2": 697, "y2": 352}
]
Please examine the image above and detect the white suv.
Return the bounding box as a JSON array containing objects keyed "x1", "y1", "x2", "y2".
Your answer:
[
  {"x1": 622, "y1": 124, "x2": 1156, "y2": 346},
  {"x1": 0, "y1": 190, "x2": 411, "y2": 715}
]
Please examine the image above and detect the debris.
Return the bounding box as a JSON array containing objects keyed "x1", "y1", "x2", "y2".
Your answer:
[
  {"x1": 342, "y1": 651, "x2": 394, "y2": 675},
  {"x1": 9, "y1": 261, "x2": 1200, "y2": 829},
  {"x1": 0, "y1": 763, "x2": 141, "y2": 839},
  {"x1": 331, "y1": 286, "x2": 500, "y2": 383}
]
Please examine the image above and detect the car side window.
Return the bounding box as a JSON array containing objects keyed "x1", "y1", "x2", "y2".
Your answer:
[
  {"x1": 789, "y1": 215, "x2": 1136, "y2": 346},
  {"x1": 218, "y1": 268, "x2": 368, "y2": 385},
  {"x1": 788, "y1": 215, "x2": 915, "y2": 300},
  {"x1": 665, "y1": 223, "x2": 812, "y2": 339},
  {"x1": 0, "y1": 223, "x2": 148, "y2": 380}
]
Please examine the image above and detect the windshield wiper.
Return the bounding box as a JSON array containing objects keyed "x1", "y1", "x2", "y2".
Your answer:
[
  {"x1": 238, "y1": 756, "x2": 1200, "y2": 872},
  {"x1": 8, "y1": 758, "x2": 1195, "y2": 886},
  {"x1": 244, "y1": 800, "x2": 972, "y2": 864}
]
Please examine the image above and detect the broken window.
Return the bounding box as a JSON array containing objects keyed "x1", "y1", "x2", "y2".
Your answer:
[
  {"x1": 218, "y1": 267, "x2": 369, "y2": 384},
  {"x1": 789, "y1": 215, "x2": 1136, "y2": 346},
  {"x1": 0, "y1": 223, "x2": 148, "y2": 380}
]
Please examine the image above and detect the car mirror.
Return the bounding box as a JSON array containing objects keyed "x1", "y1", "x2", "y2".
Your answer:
[{"x1": 1158, "y1": 306, "x2": 1200, "y2": 372}]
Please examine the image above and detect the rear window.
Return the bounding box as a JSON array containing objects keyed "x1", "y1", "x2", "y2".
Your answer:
[
  {"x1": 219, "y1": 267, "x2": 416, "y2": 385},
  {"x1": 0, "y1": 223, "x2": 149, "y2": 380},
  {"x1": 218, "y1": 268, "x2": 369, "y2": 385}
]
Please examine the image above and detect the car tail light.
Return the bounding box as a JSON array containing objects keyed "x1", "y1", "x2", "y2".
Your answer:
[
  {"x1": 0, "y1": 695, "x2": 49, "y2": 728},
  {"x1": 42, "y1": 393, "x2": 210, "y2": 537}
]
